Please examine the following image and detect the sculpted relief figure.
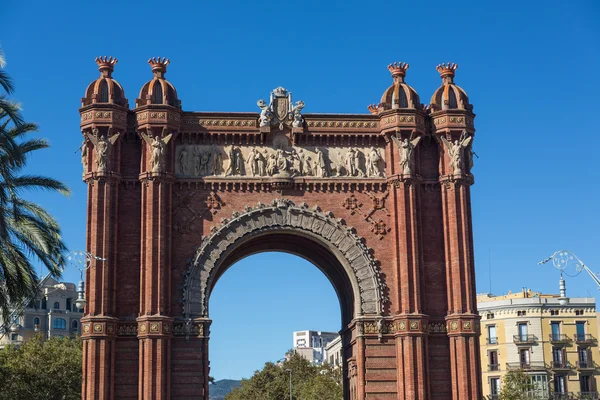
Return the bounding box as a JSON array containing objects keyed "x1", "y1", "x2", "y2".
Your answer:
[
  {"x1": 178, "y1": 146, "x2": 188, "y2": 175},
  {"x1": 290, "y1": 100, "x2": 305, "y2": 128},
  {"x1": 345, "y1": 149, "x2": 357, "y2": 177},
  {"x1": 209, "y1": 145, "x2": 223, "y2": 176},
  {"x1": 199, "y1": 150, "x2": 210, "y2": 176},
  {"x1": 193, "y1": 146, "x2": 202, "y2": 176},
  {"x1": 140, "y1": 129, "x2": 173, "y2": 173},
  {"x1": 225, "y1": 147, "x2": 244, "y2": 176},
  {"x1": 315, "y1": 148, "x2": 328, "y2": 178},
  {"x1": 366, "y1": 147, "x2": 383, "y2": 177},
  {"x1": 80, "y1": 140, "x2": 88, "y2": 172},
  {"x1": 247, "y1": 148, "x2": 266, "y2": 177},
  {"x1": 392, "y1": 134, "x2": 421, "y2": 175},
  {"x1": 439, "y1": 130, "x2": 472, "y2": 175},
  {"x1": 257, "y1": 99, "x2": 273, "y2": 127},
  {"x1": 266, "y1": 151, "x2": 277, "y2": 176},
  {"x1": 86, "y1": 128, "x2": 119, "y2": 173}
]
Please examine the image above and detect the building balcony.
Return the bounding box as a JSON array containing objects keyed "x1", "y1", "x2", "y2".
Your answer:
[
  {"x1": 549, "y1": 334, "x2": 571, "y2": 345},
  {"x1": 574, "y1": 334, "x2": 597, "y2": 346},
  {"x1": 513, "y1": 334, "x2": 538, "y2": 345},
  {"x1": 578, "y1": 392, "x2": 599, "y2": 400},
  {"x1": 550, "y1": 393, "x2": 574, "y2": 400},
  {"x1": 550, "y1": 361, "x2": 572, "y2": 371},
  {"x1": 506, "y1": 361, "x2": 546, "y2": 371},
  {"x1": 488, "y1": 364, "x2": 500, "y2": 372},
  {"x1": 576, "y1": 361, "x2": 597, "y2": 371},
  {"x1": 487, "y1": 337, "x2": 498, "y2": 345}
]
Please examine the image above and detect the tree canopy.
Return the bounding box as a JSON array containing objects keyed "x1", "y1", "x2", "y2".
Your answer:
[
  {"x1": 498, "y1": 369, "x2": 535, "y2": 400},
  {"x1": 225, "y1": 352, "x2": 343, "y2": 400},
  {"x1": 0, "y1": 335, "x2": 82, "y2": 400}
]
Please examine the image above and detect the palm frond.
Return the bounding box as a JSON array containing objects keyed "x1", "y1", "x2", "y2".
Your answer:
[{"x1": 0, "y1": 69, "x2": 15, "y2": 94}]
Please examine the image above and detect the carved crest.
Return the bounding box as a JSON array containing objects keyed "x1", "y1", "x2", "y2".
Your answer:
[{"x1": 257, "y1": 87, "x2": 304, "y2": 129}]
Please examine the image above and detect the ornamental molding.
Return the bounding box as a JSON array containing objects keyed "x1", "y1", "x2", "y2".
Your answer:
[{"x1": 181, "y1": 199, "x2": 388, "y2": 319}]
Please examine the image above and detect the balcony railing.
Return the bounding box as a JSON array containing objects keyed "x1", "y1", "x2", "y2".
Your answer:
[
  {"x1": 550, "y1": 361, "x2": 572, "y2": 370},
  {"x1": 550, "y1": 393, "x2": 573, "y2": 400},
  {"x1": 576, "y1": 361, "x2": 596, "y2": 370},
  {"x1": 550, "y1": 334, "x2": 571, "y2": 344},
  {"x1": 574, "y1": 334, "x2": 596, "y2": 346},
  {"x1": 578, "y1": 392, "x2": 599, "y2": 400},
  {"x1": 513, "y1": 334, "x2": 537, "y2": 344},
  {"x1": 487, "y1": 337, "x2": 498, "y2": 345},
  {"x1": 488, "y1": 364, "x2": 500, "y2": 372},
  {"x1": 506, "y1": 361, "x2": 545, "y2": 370}
]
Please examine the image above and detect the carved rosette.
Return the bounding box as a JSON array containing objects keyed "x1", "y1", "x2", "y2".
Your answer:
[{"x1": 182, "y1": 199, "x2": 388, "y2": 318}]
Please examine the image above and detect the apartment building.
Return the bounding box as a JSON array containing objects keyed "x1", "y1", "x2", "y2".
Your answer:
[
  {"x1": 478, "y1": 288, "x2": 599, "y2": 399},
  {"x1": 293, "y1": 330, "x2": 339, "y2": 365},
  {"x1": 0, "y1": 276, "x2": 83, "y2": 348}
]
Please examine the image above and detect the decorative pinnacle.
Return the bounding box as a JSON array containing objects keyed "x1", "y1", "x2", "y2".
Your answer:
[
  {"x1": 436, "y1": 63, "x2": 458, "y2": 81},
  {"x1": 148, "y1": 57, "x2": 170, "y2": 77},
  {"x1": 95, "y1": 56, "x2": 117, "y2": 77},
  {"x1": 387, "y1": 62, "x2": 409, "y2": 81},
  {"x1": 367, "y1": 104, "x2": 380, "y2": 115}
]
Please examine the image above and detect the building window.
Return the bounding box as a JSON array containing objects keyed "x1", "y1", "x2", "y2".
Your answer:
[
  {"x1": 578, "y1": 347, "x2": 590, "y2": 368},
  {"x1": 519, "y1": 349, "x2": 530, "y2": 368},
  {"x1": 487, "y1": 325, "x2": 497, "y2": 344},
  {"x1": 66, "y1": 298, "x2": 72, "y2": 311},
  {"x1": 53, "y1": 318, "x2": 66, "y2": 330},
  {"x1": 53, "y1": 302, "x2": 60, "y2": 310},
  {"x1": 554, "y1": 375, "x2": 567, "y2": 393},
  {"x1": 576, "y1": 321, "x2": 586, "y2": 341},
  {"x1": 518, "y1": 322, "x2": 528, "y2": 341},
  {"x1": 550, "y1": 310, "x2": 559, "y2": 316},
  {"x1": 486, "y1": 313, "x2": 494, "y2": 319},
  {"x1": 580, "y1": 374, "x2": 591, "y2": 392},
  {"x1": 33, "y1": 317, "x2": 40, "y2": 327},
  {"x1": 528, "y1": 374, "x2": 548, "y2": 398},
  {"x1": 72, "y1": 304, "x2": 78, "y2": 312},
  {"x1": 517, "y1": 310, "x2": 526, "y2": 317},
  {"x1": 490, "y1": 377, "x2": 500, "y2": 396},
  {"x1": 10, "y1": 333, "x2": 18, "y2": 341},
  {"x1": 575, "y1": 309, "x2": 584, "y2": 316},
  {"x1": 488, "y1": 350, "x2": 499, "y2": 371},
  {"x1": 71, "y1": 320, "x2": 78, "y2": 331},
  {"x1": 41, "y1": 298, "x2": 47, "y2": 309},
  {"x1": 552, "y1": 347, "x2": 564, "y2": 367},
  {"x1": 551, "y1": 321, "x2": 561, "y2": 341}
]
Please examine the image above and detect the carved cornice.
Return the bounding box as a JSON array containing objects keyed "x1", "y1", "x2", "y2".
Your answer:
[
  {"x1": 139, "y1": 171, "x2": 176, "y2": 185},
  {"x1": 174, "y1": 179, "x2": 388, "y2": 193},
  {"x1": 439, "y1": 174, "x2": 475, "y2": 188},
  {"x1": 182, "y1": 199, "x2": 388, "y2": 319}
]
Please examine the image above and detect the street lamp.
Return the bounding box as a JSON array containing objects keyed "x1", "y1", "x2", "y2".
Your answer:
[
  {"x1": 66, "y1": 251, "x2": 105, "y2": 311},
  {"x1": 539, "y1": 250, "x2": 600, "y2": 305},
  {"x1": 285, "y1": 368, "x2": 292, "y2": 400}
]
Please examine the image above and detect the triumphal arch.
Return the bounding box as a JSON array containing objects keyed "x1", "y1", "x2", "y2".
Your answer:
[{"x1": 79, "y1": 56, "x2": 482, "y2": 400}]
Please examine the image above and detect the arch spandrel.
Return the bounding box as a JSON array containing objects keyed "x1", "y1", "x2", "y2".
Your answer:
[{"x1": 182, "y1": 199, "x2": 388, "y2": 322}]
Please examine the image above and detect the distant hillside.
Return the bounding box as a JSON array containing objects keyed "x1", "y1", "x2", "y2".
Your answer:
[{"x1": 209, "y1": 379, "x2": 242, "y2": 400}]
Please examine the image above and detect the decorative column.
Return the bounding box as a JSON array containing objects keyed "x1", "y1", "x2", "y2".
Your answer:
[
  {"x1": 79, "y1": 56, "x2": 129, "y2": 400},
  {"x1": 377, "y1": 61, "x2": 430, "y2": 400},
  {"x1": 430, "y1": 63, "x2": 482, "y2": 400},
  {"x1": 134, "y1": 57, "x2": 182, "y2": 400}
]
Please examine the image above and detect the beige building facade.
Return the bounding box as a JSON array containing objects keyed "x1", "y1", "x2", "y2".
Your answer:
[
  {"x1": 0, "y1": 276, "x2": 83, "y2": 348},
  {"x1": 478, "y1": 289, "x2": 599, "y2": 399}
]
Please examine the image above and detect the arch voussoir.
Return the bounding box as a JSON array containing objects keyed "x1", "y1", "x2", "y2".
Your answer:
[{"x1": 182, "y1": 199, "x2": 388, "y2": 320}]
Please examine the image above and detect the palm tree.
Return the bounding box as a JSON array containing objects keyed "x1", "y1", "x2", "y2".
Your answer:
[
  {"x1": 0, "y1": 45, "x2": 24, "y2": 126},
  {"x1": 0, "y1": 50, "x2": 69, "y2": 321}
]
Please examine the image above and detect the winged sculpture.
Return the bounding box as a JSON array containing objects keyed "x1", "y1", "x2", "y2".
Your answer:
[
  {"x1": 140, "y1": 129, "x2": 173, "y2": 173},
  {"x1": 439, "y1": 130, "x2": 472, "y2": 175},
  {"x1": 85, "y1": 128, "x2": 120, "y2": 173},
  {"x1": 392, "y1": 134, "x2": 422, "y2": 175}
]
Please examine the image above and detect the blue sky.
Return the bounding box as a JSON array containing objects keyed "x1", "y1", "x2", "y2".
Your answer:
[{"x1": 3, "y1": 0, "x2": 600, "y2": 380}]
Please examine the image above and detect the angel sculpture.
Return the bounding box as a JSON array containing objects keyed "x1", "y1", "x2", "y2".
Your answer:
[
  {"x1": 140, "y1": 129, "x2": 173, "y2": 173},
  {"x1": 290, "y1": 100, "x2": 305, "y2": 128},
  {"x1": 392, "y1": 134, "x2": 421, "y2": 175},
  {"x1": 257, "y1": 100, "x2": 273, "y2": 127},
  {"x1": 85, "y1": 128, "x2": 120, "y2": 173},
  {"x1": 80, "y1": 140, "x2": 88, "y2": 171},
  {"x1": 439, "y1": 130, "x2": 472, "y2": 175}
]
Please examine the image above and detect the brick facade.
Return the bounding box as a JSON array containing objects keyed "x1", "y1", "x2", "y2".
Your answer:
[{"x1": 79, "y1": 57, "x2": 482, "y2": 399}]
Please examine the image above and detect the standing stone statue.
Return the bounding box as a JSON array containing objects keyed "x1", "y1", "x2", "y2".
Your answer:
[
  {"x1": 315, "y1": 148, "x2": 328, "y2": 178},
  {"x1": 199, "y1": 150, "x2": 210, "y2": 176},
  {"x1": 226, "y1": 147, "x2": 244, "y2": 176},
  {"x1": 140, "y1": 129, "x2": 173, "y2": 173},
  {"x1": 393, "y1": 135, "x2": 422, "y2": 175},
  {"x1": 86, "y1": 128, "x2": 119, "y2": 173},
  {"x1": 266, "y1": 151, "x2": 277, "y2": 176},
  {"x1": 354, "y1": 149, "x2": 365, "y2": 177},
  {"x1": 247, "y1": 148, "x2": 261, "y2": 176},
  {"x1": 193, "y1": 146, "x2": 202, "y2": 176},
  {"x1": 209, "y1": 145, "x2": 222, "y2": 176},
  {"x1": 440, "y1": 130, "x2": 472, "y2": 175},
  {"x1": 366, "y1": 147, "x2": 383, "y2": 177},
  {"x1": 80, "y1": 140, "x2": 88, "y2": 172},
  {"x1": 178, "y1": 146, "x2": 188, "y2": 175},
  {"x1": 345, "y1": 149, "x2": 357, "y2": 177}
]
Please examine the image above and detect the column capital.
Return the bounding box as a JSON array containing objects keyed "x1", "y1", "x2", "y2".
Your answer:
[
  {"x1": 81, "y1": 316, "x2": 118, "y2": 339},
  {"x1": 445, "y1": 313, "x2": 481, "y2": 337},
  {"x1": 136, "y1": 315, "x2": 174, "y2": 339}
]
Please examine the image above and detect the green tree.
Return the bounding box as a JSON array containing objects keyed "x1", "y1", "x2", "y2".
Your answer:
[
  {"x1": 0, "y1": 335, "x2": 82, "y2": 399},
  {"x1": 0, "y1": 52, "x2": 69, "y2": 322},
  {"x1": 225, "y1": 352, "x2": 343, "y2": 400},
  {"x1": 498, "y1": 369, "x2": 535, "y2": 400}
]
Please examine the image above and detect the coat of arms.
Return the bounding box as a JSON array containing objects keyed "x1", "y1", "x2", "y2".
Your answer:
[{"x1": 257, "y1": 87, "x2": 305, "y2": 129}]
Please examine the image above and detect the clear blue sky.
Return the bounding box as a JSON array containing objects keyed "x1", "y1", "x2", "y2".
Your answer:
[{"x1": 3, "y1": 0, "x2": 600, "y2": 380}]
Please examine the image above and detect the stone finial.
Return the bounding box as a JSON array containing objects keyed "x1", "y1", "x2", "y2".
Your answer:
[
  {"x1": 367, "y1": 104, "x2": 380, "y2": 115},
  {"x1": 95, "y1": 56, "x2": 117, "y2": 77},
  {"x1": 387, "y1": 62, "x2": 409, "y2": 82},
  {"x1": 148, "y1": 57, "x2": 170, "y2": 78},
  {"x1": 436, "y1": 63, "x2": 458, "y2": 83}
]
